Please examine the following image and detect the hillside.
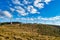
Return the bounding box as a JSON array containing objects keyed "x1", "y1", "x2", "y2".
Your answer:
[{"x1": 0, "y1": 22, "x2": 60, "y2": 40}]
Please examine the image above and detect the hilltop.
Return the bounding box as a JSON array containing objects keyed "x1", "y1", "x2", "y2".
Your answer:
[{"x1": 0, "y1": 22, "x2": 60, "y2": 40}]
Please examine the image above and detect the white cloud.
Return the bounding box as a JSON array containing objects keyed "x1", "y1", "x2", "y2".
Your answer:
[
  {"x1": 23, "y1": 0, "x2": 31, "y2": 4},
  {"x1": 44, "y1": 0, "x2": 52, "y2": 4},
  {"x1": 15, "y1": 6, "x2": 24, "y2": 10},
  {"x1": 16, "y1": 17, "x2": 34, "y2": 21},
  {"x1": 34, "y1": 0, "x2": 44, "y2": 9},
  {"x1": 34, "y1": 0, "x2": 42, "y2": 4},
  {"x1": 15, "y1": 6, "x2": 28, "y2": 16},
  {"x1": 10, "y1": 7, "x2": 15, "y2": 12},
  {"x1": 13, "y1": 16, "x2": 60, "y2": 25},
  {"x1": 21, "y1": 18, "x2": 27, "y2": 20},
  {"x1": 3, "y1": 11, "x2": 12, "y2": 18},
  {"x1": 37, "y1": 16, "x2": 60, "y2": 21},
  {"x1": 37, "y1": 16, "x2": 60, "y2": 25},
  {"x1": 16, "y1": 10, "x2": 28, "y2": 16},
  {"x1": 34, "y1": 0, "x2": 52, "y2": 8},
  {"x1": 12, "y1": 0, "x2": 20, "y2": 4},
  {"x1": 0, "y1": 16, "x2": 4, "y2": 19},
  {"x1": 10, "y1": 0, "x2": 52, "y2": 16},
  {"x1": 49, "y1": 16, "x2": 60, "y2": 20},
  {"x1": 12, "y1": 0, "x2": 24, "y2": 6},
  {"x1": 27, "y1": 5, "x2": 38, "y2": 14},
  {"x1": 27, "y1": 18, "x2": 34, "y2": 21}
]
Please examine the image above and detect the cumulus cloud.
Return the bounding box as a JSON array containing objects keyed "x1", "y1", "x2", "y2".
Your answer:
[
  {"x1": 37, "y1": 16, "x2": 60, "y2": 25},
  {"x1": 10, "y1": 7, "x2": 15, "y2": 12},
  {"x1": 12, "y1": 0, "x2": 20, "y2": 5},
  {"x1": 34, "y1": 0, "x2": 44, "y2": 9},
  {"x1": 27, "y1": 6, "x2": 38, "y2": 14},
  {"x1": 0, "y1": 16, "x2": 4, "y2": 19},
  {"x1": 15, "y1": 6, "x2": 28, "y2": 16},
  {"x1": 0, "y1": 10, "x2": 12, "y2": 18},
  {"x1": 0, "y1": 0, "x2": 55, "y2": 25},
  {"x1": 16, "y1": 10, "x2": 28, "y2": 16},
  {"x1": 3, "y1": 11, "x2": 12, "y2": 18},
  {"x1": 12, "y1": 0, "x2": 24, "y2": 6},
  {"x1": 14, "y1": 6, "x2": 24, "y2": 10},
  {"x1": 0, "y1": 10, "x2": 4, "y2": 16},
  {"x1": 12, "y1": 15, "x2": 60, "y2": 25},
  {"x1": 14, "y1": 6, "x2": 28, "y2": 16},
  {"x1": 23, "y1": 0, "x2": 31, "y2": 4},
  {"x1": 44, "y1": 0, "x2": 52, "y2": 4},
  {"x1": 16, "y1": 17, "x2": 34, "y2": 21},
  {"x1": 16, "y1": 16, "x2": 60, "y2": 25},
  {"x1": 9, "y1": 0, "x2": 52, "y2": 16},
  {"x1": 34, "y1": 0, "x2": 52, "y2": 8},
  {"x1": 37, "y1": 16, "x2": 60, "y2": 21},
  {"x1": 0, "y1": 0, "x2": 52, "y2": 16}
]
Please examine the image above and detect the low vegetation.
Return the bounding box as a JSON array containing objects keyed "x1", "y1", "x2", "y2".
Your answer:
[{"x1": 0, "y1": 22, "x2": 60, "y2": 40}]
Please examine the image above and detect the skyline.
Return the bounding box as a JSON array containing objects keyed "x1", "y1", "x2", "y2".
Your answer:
[{"x1": 0, "y1": 0, "x2": 60, "y2": 25}]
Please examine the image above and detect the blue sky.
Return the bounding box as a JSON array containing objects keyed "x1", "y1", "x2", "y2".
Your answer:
[{"x1": 0, "y1": 0, "x2": 60, "y2": 25}]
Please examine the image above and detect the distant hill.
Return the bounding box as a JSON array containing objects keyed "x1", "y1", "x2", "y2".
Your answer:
[{"x1": 0, "y1": 22, "x2": 60, "y2": 40}]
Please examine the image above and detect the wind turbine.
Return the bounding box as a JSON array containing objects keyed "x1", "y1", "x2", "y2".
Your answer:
[
  {"x1": 31, "y1": 16, "x2": 34, "y2": 24},
  {"x1": 3, "y1": 11, "x2": 12, "y2": 24},
  {"x1": 0, "y1": 17, "x2": 1, "y2": 25}
]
